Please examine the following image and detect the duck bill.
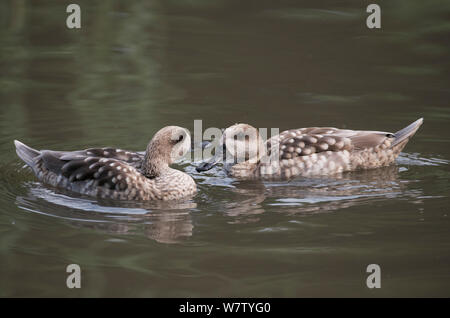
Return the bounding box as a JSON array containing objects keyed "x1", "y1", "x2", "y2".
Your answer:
[{"x1": 196, "y1": 146, "x2": 223, "y2": 172}]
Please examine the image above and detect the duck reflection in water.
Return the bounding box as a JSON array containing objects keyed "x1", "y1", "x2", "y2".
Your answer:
[
  {"x1": 16, "y1": 159, "x2": 420, "y2": 243},
  {"x1": 208, "y1": 164, "x2": 419, "y2": 223},
  {"x1": 15, "y1": 186, "x2": 196, "y2": 244}
]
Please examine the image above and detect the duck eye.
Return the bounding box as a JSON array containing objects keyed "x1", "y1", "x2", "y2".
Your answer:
[{"x1": 177, "y1": 135, "x2": 184, "y2": 142}]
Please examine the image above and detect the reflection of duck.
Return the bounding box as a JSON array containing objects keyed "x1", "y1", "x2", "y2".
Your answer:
[
  {"x1": 144, "y1": 208, "x2": 194, "y2": 244},
  {"x1": 217, "y1": 165, "x2": 419, "y2": 220},
  {"x1": 16, "y1": 187, "x2": 196, "y2": 244},
  {"x1": 266, "y1": 165, "x2": 409, "y2": 207},
  {"x1": 269, "y1": 164, "x2": 404, "y2": 197},
  {"x1": 68, "y1": 210, "x2": 194, "y2": 244},
  {"x1": 78, "y1": 204, "x2": 195, "y2": 244},
  {"x1": 197, "y1": 118, "x2": 423, "y2": 179},
  {"x1": 14, "y1": 126, "x2": 196, "y2": 201},
  {"x1": 222, "y1": 181, "x2": 266, "y2": 223}
]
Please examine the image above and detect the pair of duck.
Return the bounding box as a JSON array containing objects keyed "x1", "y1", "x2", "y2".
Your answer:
[{"x1": 15, "y1": 118, "x2": 423, "y2": 201}]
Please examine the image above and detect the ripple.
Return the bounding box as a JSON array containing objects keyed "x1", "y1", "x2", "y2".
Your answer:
[
  {"x1": 22, "y1": 186, "x2": 150, "y2": 216},
  {"x1": 397, "y1": 153, "x2": 449, "y2": 166},
  {"x1": 3, "y1": 150, "x2": 447, "y2": 241},
  {"x1": 4, "y1": 162, "x2": 197, "y2": 244}
]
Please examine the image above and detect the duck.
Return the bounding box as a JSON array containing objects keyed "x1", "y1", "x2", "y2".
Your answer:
[
  {"x1": 14, "y1": 126, "x2": 197, "y2": 201},
  {"x1": 196, "y1": 118, "x2": 423, "y2": 179}
]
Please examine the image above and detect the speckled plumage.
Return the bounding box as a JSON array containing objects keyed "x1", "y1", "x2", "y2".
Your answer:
[
  {"x1": 197, "y1": 118, "x2": 423, "y2": 179},
  {"x1": 15, "y1": 126, "x2": 197, "y2": 201}
]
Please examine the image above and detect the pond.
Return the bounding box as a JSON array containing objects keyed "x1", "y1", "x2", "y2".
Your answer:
[{"x1": 0, "y1": 0, "x2": 449, "y2": 297}]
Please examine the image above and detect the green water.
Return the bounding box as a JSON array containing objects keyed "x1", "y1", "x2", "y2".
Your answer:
[{"x1": 1, "y1": 0, "x2": 449, "y2": 297}]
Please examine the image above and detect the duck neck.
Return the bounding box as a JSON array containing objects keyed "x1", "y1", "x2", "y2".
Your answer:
[{"x1": 142, "y1": 143, "x2": 171, "y2": 178}]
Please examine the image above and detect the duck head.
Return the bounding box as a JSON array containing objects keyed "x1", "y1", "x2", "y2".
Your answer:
[
  {"x1": 143, "y1": 126, "x2": 191, "y2": 177},
  {"x1": 196, "y1": 123, "x2": 266, "y2": 172}
]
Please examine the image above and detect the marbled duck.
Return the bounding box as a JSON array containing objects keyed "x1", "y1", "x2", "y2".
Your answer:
[
  {"x1": 196, "y1": 118, "x2": 423, "y2": 179},
  {"x1": 15, "y1": 126, "x2": 196, "y2": 200}
]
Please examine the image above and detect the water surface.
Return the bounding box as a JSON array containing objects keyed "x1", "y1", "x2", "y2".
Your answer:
[{"x1": 1, "y1": 0, "x2": 450, "y2": 297}]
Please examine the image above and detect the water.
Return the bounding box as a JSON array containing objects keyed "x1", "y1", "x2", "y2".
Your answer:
[{"x1": 1, "y1": 1, "x2": 450, "y2": 297}]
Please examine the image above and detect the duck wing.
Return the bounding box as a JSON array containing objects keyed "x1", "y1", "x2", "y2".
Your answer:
[
  {"x1": 58, "y1": 147, "x2": 144, "y2": 169},
  {"x1": 268, "y1": 118, "x2": 423, "y2": 160},
  {"x1": 15, "y1": 141, "x2": 154, "y2": 199},
  {"x1": 39, "y1": 151, "x2": 157, "y2": 199},
  {"x1": 267, "y1": 127, "x2": 394, "y2": 160}
]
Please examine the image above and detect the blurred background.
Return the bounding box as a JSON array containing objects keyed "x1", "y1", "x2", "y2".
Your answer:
[{"x1": 0, "y1": 0, "x2": 449, "y2": 297}]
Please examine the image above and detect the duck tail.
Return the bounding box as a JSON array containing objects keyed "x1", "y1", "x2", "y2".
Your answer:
[
  {"x1": 14, "y1": 140, "x2": 40, "y2": 168},
  {"x1": 391, "y1": 118, "x2": 423, "y2": 148}
]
